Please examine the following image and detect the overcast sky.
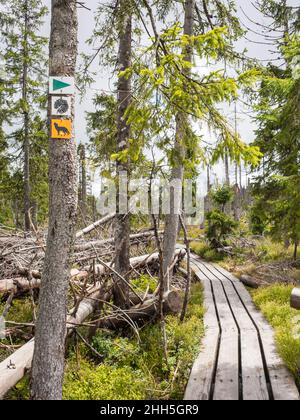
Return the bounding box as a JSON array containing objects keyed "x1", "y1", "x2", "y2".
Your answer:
[{"x1": 41, "y1": 0, "x2": 298, "y2": 189}]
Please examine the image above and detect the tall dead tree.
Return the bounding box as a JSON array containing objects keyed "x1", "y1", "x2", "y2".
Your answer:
[
  {"x1": 23, "y1": 0, "x2": 31, "y2": 232},
  {"x1": 162, "y1": 0, "x2": 195, "y2": 290},
  {"x1": 114, "y1": 0, "x2": 132, "y2": 308},
  {"x1": 31, "y1": 0, "x2": 78, "y2": 400}
]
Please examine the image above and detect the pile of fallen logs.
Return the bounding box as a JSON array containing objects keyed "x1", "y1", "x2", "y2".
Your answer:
[
  {"x1": 0, "y1": 218, "x2": 187, "y2": 399},
  {"x1": 0, "y1": 215, "x2": 163, "y2": 289}
]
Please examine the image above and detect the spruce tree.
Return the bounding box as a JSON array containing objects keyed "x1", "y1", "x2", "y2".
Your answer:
[{"x1": 0, "y1": 0, "x2": 48, "y2": 230}]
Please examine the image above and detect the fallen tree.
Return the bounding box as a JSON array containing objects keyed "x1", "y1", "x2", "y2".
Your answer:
[
  {"x1": 239, "y1": 274, "x2": 260, "y2": 289},
  {"x1": 0, "y1": 278, "x2": 41, "y2": 295},
  {"x1": 99, "y1": 290, "x2": 182, "y2": 330},
  {"x1": 74, "y1": 230, "x2": 161, "y2": 252},
  {"x1": 75, "y1": 213, "x2": 115, "y2": 239}
]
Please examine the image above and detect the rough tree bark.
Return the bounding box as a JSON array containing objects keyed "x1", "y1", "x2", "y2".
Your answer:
[
  {"x1": 162, "y1": 0, "x2": 195, "y2": 291},
  {"x1": 79, "y1": 143, "x2": 87, "y2": 220},
  {"x1": 31, "y1": 0, "x2": 78, "y2": 400},
  {"x1": 114, "y1": 1, "x2": 132, "y2": 308},
  {"x1": 23, "y1": 0, "x2": 31, "y2": 232}
]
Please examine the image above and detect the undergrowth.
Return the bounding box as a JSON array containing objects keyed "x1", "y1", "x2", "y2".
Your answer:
[
  {"x1": 63, "y1": 283, "x2": 204, "y2": 400},
  {"x1": 251, "y1": 285, "x2": 300, "y2": 384},
  {"x1": 4, "y1": 284, "x2": 204, "y2": 400},
  {"x1": 0, "y1": 298, "x2": 34, "y2": 362}
]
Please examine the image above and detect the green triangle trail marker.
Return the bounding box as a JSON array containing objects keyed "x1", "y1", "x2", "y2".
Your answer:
[
  {"x1": 49, "y1": 77, "x2": 75, "y2": 95},
  {"x1": 53, "y1": 79, "x2": 71, "y2": 91}
]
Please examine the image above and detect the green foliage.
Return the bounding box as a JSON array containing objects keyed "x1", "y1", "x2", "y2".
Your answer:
[
  {"x1": 251, "y1": 26, "x2": 300, "y2": 256},
  {"x1": 190, "y1": 241, "x2": 223, "y2": 262},
  {"x1": 0, "y1": 0, "x2": 49, "y2": 227},
  {"x1": 131, "y1": 274, "x2": 158, "y2": 294},
  {"x1": 252, "y1": 285, "x2": 300, "y2": 381},
  {"x1": 211, "y1": 185, "x2": 233, "y2": 210},
  {"x1": 206, "y1": 210, "x2": 237, "y2": 249},
  {"x1": 127, "y1": 25, "x2": 262, "y2": 172},
  {"x1": 0, "y1": 298, "x2": 34, "y2": 324},
  {"x1": 254, "y1": 237, "x2": 294, "y2": 262},
  {"x1": 63, "y1": 284, "x2": 204, "y2": 400},
  {"x1": 64, "y1": 360, "x2": 147, "y2": 401}
]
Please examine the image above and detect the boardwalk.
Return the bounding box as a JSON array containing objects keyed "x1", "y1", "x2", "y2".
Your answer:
[{"x1": 185, "y1": 255, "x2": 300, "y2": 401}]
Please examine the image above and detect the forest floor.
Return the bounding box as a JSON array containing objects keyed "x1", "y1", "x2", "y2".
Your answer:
[
  {"x1": 1, "y1": 226, "x2": 299, "y2": 399},
  {"x1": 1, "y1": 274, "x2": 205, "y2": 400}
]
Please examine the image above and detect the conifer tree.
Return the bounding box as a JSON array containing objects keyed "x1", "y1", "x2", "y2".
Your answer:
[
  {"x1": 251, "y1": 1, "x2": 300, "y2": 258},
  {"x1": 0, "y1": 0, "x2": 48, "y2": 230}
]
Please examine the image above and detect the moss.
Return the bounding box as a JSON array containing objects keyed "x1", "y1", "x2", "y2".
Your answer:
[
  {"x1": 64, "y1": 360, "x2": 147, "y2": 400},
  {"x1": 251, "y1": 284, "x2": 300, "y2": 382},
  {"x1": 0, "y1": 298, "x2": 34, "y2": 324}
]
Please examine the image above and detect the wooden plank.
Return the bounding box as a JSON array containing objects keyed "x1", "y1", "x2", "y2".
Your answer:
[
  {"x1": 188, "y1": 256, "x2": 299, "y2": 400},
  {"x1": 212, "y1": 264, "x2": 272, "y2": 331},
  {"x1": 192, "y1": 259, "x2": 240, "y2": 400},
  {"x1": 204, "y1": 263, "x2": 269, "y2": 401},
  {"x1": 191, "y1": 265, "x2": 219, "y2": 330},
  {"x1": 213, "y1": 263, "x2": 299, "y2": 401},
  {"x1": 184, "y1": 327, "x2": 220, "y2": 400},
  {"x1": 209, "y1": 278, "x2": 240, "y2": 400},
  {"x1": 185, "y1": 264, "x2": 220, "y2": 400}
]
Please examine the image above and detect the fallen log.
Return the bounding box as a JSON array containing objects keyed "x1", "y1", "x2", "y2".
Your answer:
[
  {"x1": 291, "y1": 288, "x2": 300, "y2": 310},
  {"x1": 98, "y1": 290, "x2": 182, "y2": 330},
  {"x1": 0, "y1": 270, "x2": 89, "y2": 295},
  {"x1": 0, "y1": 278, "x2": 41, "y2": 295},
  {"x1": 85, "y1": 249, "x2": 186, "y2": 275},
  {"x1": 75, "y1": 213, "x2": 115, "y2": 239},
  {"x1": 240, "y1": 274, "x2": 260, "y2": 289},
  {"x1": 74, "y1": 230, "x2": 162, "y2": 252}
]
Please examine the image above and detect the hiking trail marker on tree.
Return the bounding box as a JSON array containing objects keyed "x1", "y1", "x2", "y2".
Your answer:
[
  {"x1": 51, "y1": 96, "x2": 71, "y2": 116},
  {"x1": 51, "y1": 119, "x2": 72, "y2": 140},
  {"x1": 49, "y1": 77, "x2": 75, "y2": 95}
]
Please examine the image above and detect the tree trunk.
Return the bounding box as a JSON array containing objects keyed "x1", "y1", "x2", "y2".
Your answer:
[
  {"x1": 207, "y1": 165, "x2": 211, "y2": 193},
  {"x1": 294, "y1": 241, "x2": 298, "y2": 261},
  {"x1": 114, "y1": 1, "x2": 132, "y2": 308},
  {"x1": 224, "y1": 152, "x2": 230, "y2": 186},
  {"x1": 79, "y1": 144, "x2": 87, "y2": 221},
  {"x1": 23, "y1": 0, "x2": 31, "y2": 232},
  {"x1": 162, "y1": 0, "x2": 195, "y2": 291},
  {"x1": 31, "y1": 0, "x2": 78, "y2": 401}
]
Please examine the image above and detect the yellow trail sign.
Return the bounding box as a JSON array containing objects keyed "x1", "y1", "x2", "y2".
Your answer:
[{"x1": 51, "y1": 119, "x2": 72, "y2": 139}]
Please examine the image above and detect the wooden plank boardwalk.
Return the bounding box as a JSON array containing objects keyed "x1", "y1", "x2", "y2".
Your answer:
[{"x1": 185, "y1": 254, "x2": 300, "y2": 401}]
